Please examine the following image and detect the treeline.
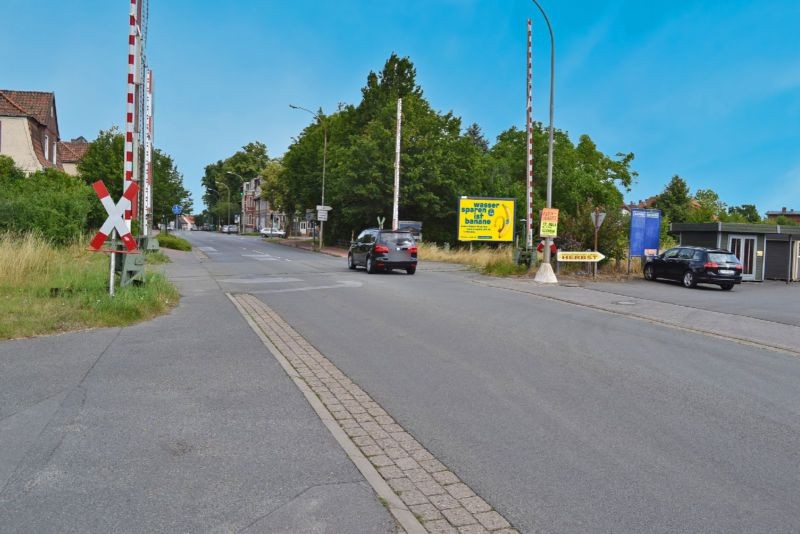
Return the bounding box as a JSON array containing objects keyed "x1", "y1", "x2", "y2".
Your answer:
[{"x1": 0, "y1": 128, "x2": 192, "y2": 245}]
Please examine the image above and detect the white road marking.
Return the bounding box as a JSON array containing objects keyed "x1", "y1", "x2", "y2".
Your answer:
[
  {"x1": 198, "y1": 246, "x2": 217, "y2": 252},
  {"x1": 222, "y1": 277, "x2": 302, "y2": 284},
  {"x1": 250, "y1": 281, "x2": 362, "y2": 294},
  {"x1": 242, "y1": 253, "x2": 278, "y2": 261}
]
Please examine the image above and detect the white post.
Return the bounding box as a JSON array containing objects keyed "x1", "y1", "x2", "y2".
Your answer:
[
  {"x1": 143, "y1": 69, "x2": 153, "y2": 236},
  {"x1": 393, "y1": 98, "x2": 402, "y2": 231},
  {"x1": 109, "y1": 230, "x2": 116, "y2": 296}
]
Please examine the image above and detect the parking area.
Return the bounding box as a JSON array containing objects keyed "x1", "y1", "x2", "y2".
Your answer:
[{"x1": 586, "y1": 278, "x2": 800, "y2": 327}]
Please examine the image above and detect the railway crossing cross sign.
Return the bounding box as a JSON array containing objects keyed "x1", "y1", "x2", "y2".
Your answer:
[{"x1": 89, "y1": 180, "x2": 139, "y2": 252}]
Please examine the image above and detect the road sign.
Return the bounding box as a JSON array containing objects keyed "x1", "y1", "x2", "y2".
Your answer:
[
  {"x1": 377, "y1": 216, "x2": 386, "y2": 229},
  {"x1": 557, "y1": 251, "x2": 605, "y2": 262},
  {"x1": 590, "y1": 211, "x2": 606, "y2": 228},
  {"x1": 317, "y1": 210, "x2": 328, "y2": 221},
  {"x1": 90, "y1": 180, "x2": 139, "y2": 252},
  {"x1": 172, "y1": 204, "x2": 182, "y2": 215},
  {"x1": 316, "y1": 205, "x2": 333, "y2": 211}
]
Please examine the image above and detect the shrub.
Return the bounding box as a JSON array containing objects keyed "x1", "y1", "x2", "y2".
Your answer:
[
  {"x1": 0, "y1": 160, "x2": 93, "y2": 245},
  {"x1": 157, "y1": 233, "x2": 191, "y2": 251}
]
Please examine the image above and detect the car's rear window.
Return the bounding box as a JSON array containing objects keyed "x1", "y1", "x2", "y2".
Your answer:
[
  {"x1": 379, "y1": 232, "x2": 415, "y2": 246},
  {"x1": 709, "y1": 253, "x2": 739, "y2": 263}
]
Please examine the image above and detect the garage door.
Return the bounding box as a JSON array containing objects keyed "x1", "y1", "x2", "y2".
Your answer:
[{"x1": 765, "y1": 240, "x2": 789, "y2": 280}]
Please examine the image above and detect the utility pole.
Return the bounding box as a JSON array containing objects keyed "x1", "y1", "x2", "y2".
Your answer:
[{"x1": 393, "y1": 98, "x2": 402, "y2": 231}]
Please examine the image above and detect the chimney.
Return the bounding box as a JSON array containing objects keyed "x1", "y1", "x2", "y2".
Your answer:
[{"x1": 782, "y1": 207, "x2": 787, "y2": 213}]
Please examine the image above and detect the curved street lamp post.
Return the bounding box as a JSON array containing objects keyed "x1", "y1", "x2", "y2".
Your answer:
[
  {"x1": 531, "y1": 0, "x2": 558, "y2": 282},
  {"x1": 290, "y1": 104, "x2": 328, "y2": 250}
]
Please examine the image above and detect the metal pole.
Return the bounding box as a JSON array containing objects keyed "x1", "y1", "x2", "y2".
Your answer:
[
  {"x1": 531, "y1": 0, "x2": 555, "y2": 264},
  {"x1": 593, "y1": 208, "x2": 599, "y2": 279},
  {"x1": 525, "y1": 19, "x2": 534, "y2": 251},
  {"x1": 321, "y1": 120, "x2": 327, "y2": 249},
  {"x1": 393, "y1": 98, "x2": 402, "y2": 231}
]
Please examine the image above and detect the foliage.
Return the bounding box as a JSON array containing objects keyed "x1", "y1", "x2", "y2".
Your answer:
[
  {"x1": 652, "y1": 175, "x2": 692, "y2": 224},
  {"x1": 201, "y1": 142, "x2": 270, "y2": 224},
  {"x1": 144, "y1": 250, "x2": 171, "y2": 264},
  {"x1": 156, "y1": 233, "x2": 192, "y2": 251},
  {"x1": 688, "y1": 188, "x2": 726, "y2": 222},
  {"x1": 726, "y1": 204, "x2": 761, "y2": 223},
  {"x1": 0, "y1": 232, "x2": 178, "y2": 339},
  {"x1": 78, "y1": 128, "x2": 192, "y2": 230},
  {"x1": 772, "y1": 215, "x2": 798, "y2": 226},
  {"x1": 0, "y1": 160, "x2": 93, "y2": 245}
]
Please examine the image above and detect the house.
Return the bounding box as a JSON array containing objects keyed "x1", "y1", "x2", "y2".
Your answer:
[
  {"x1": 242, "y1": 177, "x2": 284, "y2": 232},
  {"x1": 766, "y1": 207, "x2": 800, "y2": 225},
  {"x1": 58, "y1": 136, "x2": 90, "y2": 176},
  {"x1": 0, "y1": 90, "x2": 63, "y2": 173},
  {"x1": 671, "y1": 222, "x2": 800, "y2": 281}
]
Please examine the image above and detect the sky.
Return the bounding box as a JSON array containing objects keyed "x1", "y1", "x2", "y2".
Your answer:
[{"x1": 2, "y1": 0, "x2": 799, "y2": 215}]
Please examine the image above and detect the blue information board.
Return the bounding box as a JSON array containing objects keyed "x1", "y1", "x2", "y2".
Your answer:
[
  {"x1": 629, "y1": 209, "x2": 661, "y2": 256},
  {"x1": 172, "y1": 204, "x2": 182, "y2": 215}
]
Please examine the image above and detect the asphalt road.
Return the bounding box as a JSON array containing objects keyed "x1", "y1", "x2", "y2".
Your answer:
[{"x1": 185, "y1": 232, "x2": 800, "y2": 533}]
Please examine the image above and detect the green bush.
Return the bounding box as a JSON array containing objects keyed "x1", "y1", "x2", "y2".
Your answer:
[
  {"x1": 0, "y1": 159, "x2": 93, "y2": 245},
  {"x1": 157, "y1": 233, "x2": 191, "y2": 251}
]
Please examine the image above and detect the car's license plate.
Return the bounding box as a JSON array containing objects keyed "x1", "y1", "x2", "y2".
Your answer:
[{"x1": 719, "y1": 269, "x2": 734, "y2": 275}]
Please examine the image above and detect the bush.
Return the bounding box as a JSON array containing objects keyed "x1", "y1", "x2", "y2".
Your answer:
[
  {"x1": 0, "y1": 160, "x2": 93, "y2": 245},
  {"x1": 157, "y1": 233, "x2": 191, "y2": 251}
]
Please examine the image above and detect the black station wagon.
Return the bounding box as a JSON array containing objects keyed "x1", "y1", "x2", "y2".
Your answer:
[
  {"x1": 644, "y1": 246, "x2": 743, "y2": 290},
  {"x1": 348, "y1": 229, "x2": 418, "y2": 274}
]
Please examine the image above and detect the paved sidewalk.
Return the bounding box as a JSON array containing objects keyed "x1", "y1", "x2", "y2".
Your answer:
[{"x1": 0, "y1": 250, "x2": 397, "y2": 532}]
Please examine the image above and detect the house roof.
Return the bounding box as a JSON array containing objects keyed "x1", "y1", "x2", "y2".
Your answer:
[
  {"x1": 58, "y1": 138, "x2": 90, "y2": 163},
  {"x1": 0, "y1": 90, "x2": 55, "y2": 126}
]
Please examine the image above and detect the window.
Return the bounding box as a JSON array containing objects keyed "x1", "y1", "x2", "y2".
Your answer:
[
  {"x1": 0, "y1": 120, "x2": 3, "y2": 152},
  {"x1": 300, "y1": 222, "x2": 307, "y2": 231},
  {"x1": 678, "y1": 249, "x2": 695, "y2": 259},
  {"x1": 44, "y1": 133, "x2": 49, "y2": 160},
  {"x1": 663, "y1": 248, "x2": 679, "y2": 259},
  {"x1": 52, "y1": 140, "x2": 57, "y2": 164}
]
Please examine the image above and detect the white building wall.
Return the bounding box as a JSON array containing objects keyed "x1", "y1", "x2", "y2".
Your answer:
[{"x1": 0, "y1": 116, "x2": 42, "y2": 173}]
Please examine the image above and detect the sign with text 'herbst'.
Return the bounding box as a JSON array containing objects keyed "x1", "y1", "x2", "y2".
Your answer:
[
  {"x1": 457, "y1": 197, "x2": 515, "y2": 242},
  {"x1": 557, "y1": 251, "x2": 606, "y2": 262},
  {"x1": 539, "y1": 208, "x2": 559, "y2": 237}
]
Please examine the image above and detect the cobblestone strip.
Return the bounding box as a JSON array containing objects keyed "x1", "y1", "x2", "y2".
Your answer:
[{"x1": 229, "y1": 293, "x2": 519, "y2": 534}]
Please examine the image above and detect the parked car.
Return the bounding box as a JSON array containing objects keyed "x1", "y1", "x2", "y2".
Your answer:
[
  {"x1": 348, "y1": 229, "x2": 418, "y2": 274},
  {"x1": 260, "y1": 227, "x2": 286, "y2": 238},
  {"x1": 221, "y1": 225, "x2": 238, "y2": 234},
  {"x1": 644, "y1": 246, "x2": 742, "y2": 290}
]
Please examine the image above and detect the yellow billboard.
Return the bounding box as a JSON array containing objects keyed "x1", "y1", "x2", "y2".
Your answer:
[{"x1": 457, "y1": 197, "x2": 515, "y2": 242}]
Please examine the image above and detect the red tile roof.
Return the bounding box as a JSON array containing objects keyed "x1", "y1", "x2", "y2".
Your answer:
[
  {"x1": 0, "y1": 90, "x2": 54, "y2": 126},
  {"x1": 58, "y1": 138, "x2": 90, "y2": 163}
]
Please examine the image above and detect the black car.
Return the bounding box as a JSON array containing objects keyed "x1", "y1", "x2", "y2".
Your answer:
[
  {"x1": 644, "y1": 246, "x2": 742, "y2": 290},
  {"x1": 348, "y1": 229, "x2": 418, "y2": 274}
]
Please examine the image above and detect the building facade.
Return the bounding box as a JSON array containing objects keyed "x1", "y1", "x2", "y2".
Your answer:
[{"x1": 0, "y1": 90, "x2": 63, "y2": 173}]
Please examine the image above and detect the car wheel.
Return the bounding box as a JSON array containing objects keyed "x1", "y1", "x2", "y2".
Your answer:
[
  {"x1": 366, "y1": 255, "x2": 375, "y2": 274},
  {"x1": 347, "y1": 253, "x2": 356, "y2": 270},
  {"x1": 720, "y1": 283, "x2": 734, "y2": 291},
  {"x1": 644, "y1": 264, "x2": 655, "y2": 281},
  {"x1": 683, "y1": 271, "x2": 697, "y2": 288},
  {"x1": 406, "y1": 266, "x2": 416, "y2": 275}
]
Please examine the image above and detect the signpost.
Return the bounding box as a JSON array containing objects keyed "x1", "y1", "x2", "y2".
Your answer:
[
  {"x1": 89, "y1": 180, "x2": 140, "y2": 296},
  {"x1": 590, "y1": 208, "x2": 606, "y2": 278},
  {"x1": 172, "y1": 204, "x2": 182, "y2": 231},
  {"x1": 557, "y1": 251, "x2": 605, "y2": 262}
]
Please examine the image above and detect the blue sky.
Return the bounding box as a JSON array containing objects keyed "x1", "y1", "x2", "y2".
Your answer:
[{"x1": 2, "y1": 1, "x2": 798, "y2": 214}]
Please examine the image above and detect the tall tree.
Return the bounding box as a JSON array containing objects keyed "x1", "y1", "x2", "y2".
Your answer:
[
  {"x1": 726, "y1": 204, "x2": 761, "y2": 223},
  {"x1": 653, "y1": 175, "x2": 692, "y2": 223}
]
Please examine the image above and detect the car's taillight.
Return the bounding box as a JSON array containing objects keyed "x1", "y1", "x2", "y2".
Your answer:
[
  {"x1": 409, "y1": 246, "x2": 418, "y2": 254},
  {"x1": 735, "y1": 264, "x2": 743, "y2": 270},
  {"x1": 703, "y1": 261, "x2": 719, "y2": 269},
  {"x1": 374, "y1": 245, "x2": 389, "y2": 254}
]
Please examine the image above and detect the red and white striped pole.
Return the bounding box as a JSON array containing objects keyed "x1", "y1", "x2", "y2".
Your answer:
[
  {"x1": 123, "y1": 0, "x2": 138, "y2": 226},
  {"x1": 525, "y1": 19, "x2": 534, "y2": 251}
]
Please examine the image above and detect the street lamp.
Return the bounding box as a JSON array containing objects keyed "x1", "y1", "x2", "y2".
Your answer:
[
  {"x1": 210, "y1": 182, "x2": 230, "y2": 229},
  {"x1": 531, "y1": 0, "x2": 558, "y2": 283},
  {"x1": 290, "y1": 104, "x2": 328, "y2": 250}
]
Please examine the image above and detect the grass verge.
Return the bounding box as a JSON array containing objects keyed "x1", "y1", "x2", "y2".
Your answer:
[
  {"x1": 156, "y1": 233, "x2": 192, "y2": 251},
  {"x1": 0, "y1": 232, "x2": 179, "y2": 340},
  {"x1": 145, "y1": 250, "x2": 171, "y2": 264},
  {"x1": 418, "y1": 242, "x2": 529, "y2": 276}
]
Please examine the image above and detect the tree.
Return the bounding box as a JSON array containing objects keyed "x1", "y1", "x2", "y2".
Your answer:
[
  {"x1": 653, "y1": 175, "x2": 692, "y2": 223},
  {"x1": 689, "y1": 188, "x2": 726, "y2": 222},
  {"x1": 726, "y1": 204, "x2": 761, "y2": 223},
  {"x1": 201, "y1": 142, "x2": 270, "y2": 225}
]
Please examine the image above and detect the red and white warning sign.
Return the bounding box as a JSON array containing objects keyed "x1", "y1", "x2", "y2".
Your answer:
[{"x1": 89, "y1": 180, "x2": 139, "y2": 252}]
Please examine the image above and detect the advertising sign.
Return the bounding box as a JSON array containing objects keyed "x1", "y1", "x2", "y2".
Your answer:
[
  {"x1": 539, "y1": 208, "x2": 559, "y2": 237},
  {"x1": 629, "y1": 209, "x2": 661, "y2": 256},
  {"x1": 457, "y1": 197, "x2": 515, "y2": 242}
]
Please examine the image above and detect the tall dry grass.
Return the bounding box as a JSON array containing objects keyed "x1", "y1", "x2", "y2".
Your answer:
[{"x1": 0, "y1": 232, "x2": 81, "y2": 286}]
